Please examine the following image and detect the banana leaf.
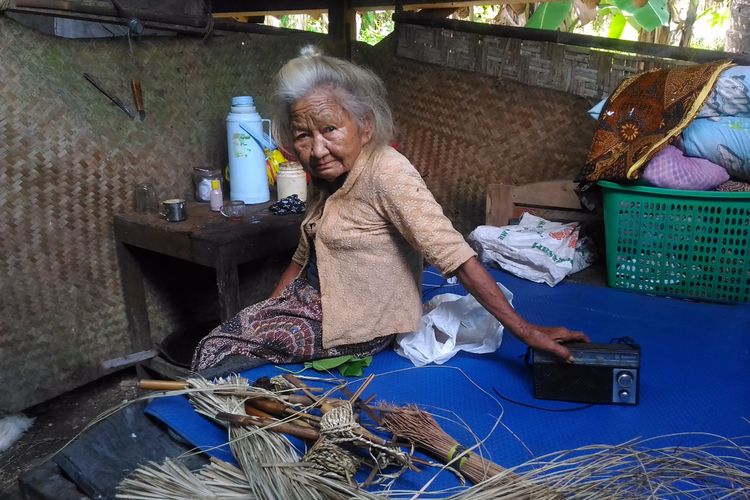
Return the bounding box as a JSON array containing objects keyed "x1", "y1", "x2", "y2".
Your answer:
[
  {"x1": 608, "y1": 11, "x2": 628, "y2": 38},
  {"x1": 613, "y1": 0, "x2": 669, "y2": 31},
  {"x1": 526, "y1": 1, "x2": 574, "y2": 30}
]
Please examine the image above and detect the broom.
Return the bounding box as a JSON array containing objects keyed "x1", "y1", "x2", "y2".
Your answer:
[{"x1": 379, "y1": 403, "x2": 557, "y2": 497}]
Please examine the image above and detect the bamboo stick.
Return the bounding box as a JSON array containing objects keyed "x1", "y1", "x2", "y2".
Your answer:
[
  {"x1": 215, "y1": 412, "x2": 320, "y2": 442},
  {"x1": 138, "y1": 379, "x2": 187, "y2": 391}
]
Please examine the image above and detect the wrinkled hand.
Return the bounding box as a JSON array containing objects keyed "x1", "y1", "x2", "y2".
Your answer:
[{"x1": 514, "y1": 323, "x2": 589, "y2": 363}]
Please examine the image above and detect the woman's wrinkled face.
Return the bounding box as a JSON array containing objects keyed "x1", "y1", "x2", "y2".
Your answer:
[{"x1": 290, "y1": 87, "x2": 372, "y2": 184}]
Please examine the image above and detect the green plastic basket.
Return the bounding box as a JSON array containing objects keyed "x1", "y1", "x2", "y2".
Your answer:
[{"x1": 599, "y1": 181, "x2": 750, "y2": 303}]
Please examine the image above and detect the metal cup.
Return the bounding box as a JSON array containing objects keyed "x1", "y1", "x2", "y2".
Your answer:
[{"x1": 160, "y1": 198, "x2": 186, "y2": 222}]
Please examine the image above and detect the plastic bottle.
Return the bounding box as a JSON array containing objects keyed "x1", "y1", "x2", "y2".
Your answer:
[
  {"x1": 226, "y1": 96, "x2": 271, "y2": 204},
  {"x1": 276, "y1": 162, "x2": 308, "y2": 202},
  {"x1": 209, "y1": 179, "x2": 223, "y2": 211}
]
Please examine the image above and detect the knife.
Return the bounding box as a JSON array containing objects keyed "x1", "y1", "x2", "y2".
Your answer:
[
  {"x1": 131, "y1": 79, "x2": 146, "y2": 121},
  {"x1": 83, "y1": 72, "x2": 135, "y2": 119}
]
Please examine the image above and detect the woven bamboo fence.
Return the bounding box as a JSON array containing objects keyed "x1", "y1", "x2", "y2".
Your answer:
[
  {"x1": 394, "y1": 23, "x2": 695, "y2": 100},
  {"x1": 0, "y1": 17, "x2": 320, "y2": 412},
  {"x1": 357, "y1": 37, "x2": 596, "y2": 235}
]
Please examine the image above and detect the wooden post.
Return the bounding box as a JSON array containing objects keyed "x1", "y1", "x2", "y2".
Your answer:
[
  {"x1": 215, "y1": 248, "x2": 241, "y2": 321},
  {"x1": 327, "y1": 0, "x2": 354, "y2": 59}
]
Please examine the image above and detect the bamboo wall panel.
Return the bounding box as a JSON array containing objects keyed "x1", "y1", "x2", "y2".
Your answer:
[
  {"x1": 357, "y1": 40, "x2": 596, "y2": 234},
  {"x1": 395, "y1": 24, "x2": 691, "y2": 99},
  {"x1": 0, "y1": 17, "x2": 316, "y2": 412}
]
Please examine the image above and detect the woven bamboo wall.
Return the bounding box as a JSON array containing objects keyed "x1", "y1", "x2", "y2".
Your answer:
[
  {"x1": 0, "y1": 17, "x2": 321, "y2": 412},
  {"x1": 357, "y1": 38, "x2": 597, "y2": 234},
  {"x1": 395, "y1": 23, "x2": 691, "y2": 100}
]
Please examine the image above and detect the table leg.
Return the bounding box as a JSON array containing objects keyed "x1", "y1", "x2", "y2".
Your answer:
[
  {"x1": 115, "y1": 239, "x2": 153, "y2": 378},
  {"x1": 215, "y1": 258, "x2": 240, "y2": 322}
]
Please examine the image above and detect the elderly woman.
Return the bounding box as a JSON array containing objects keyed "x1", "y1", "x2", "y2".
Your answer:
[{"x1": 192, "y1": 47, "x2": 587, "y2": 373}]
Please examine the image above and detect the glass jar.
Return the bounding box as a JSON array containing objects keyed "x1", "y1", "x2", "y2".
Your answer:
[
  {"x1": 192, "y1": 167, "x2": 222, "y2": 202},
  {"x1": 276, "y1": 162, "x2": 307, "y2": 202}
]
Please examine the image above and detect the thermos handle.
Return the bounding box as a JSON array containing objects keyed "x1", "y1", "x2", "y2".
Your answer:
[
  {"x1": 239, "y1": 122, "x2": 276, "y2": 152},
  {"x1": 260, "y1": 118, "x2": 271, "y2": 137},
  {"x1": 262, "y1": 119, "x2": 272, "y2": 144}
]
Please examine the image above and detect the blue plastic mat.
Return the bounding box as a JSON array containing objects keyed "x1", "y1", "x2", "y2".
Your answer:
[{"x1": 146, "y1": 266, "x2": 750, "y2": 492}]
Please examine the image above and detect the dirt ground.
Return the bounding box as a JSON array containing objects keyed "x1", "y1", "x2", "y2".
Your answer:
[{"x1": 0, "y1": 368, "x2": 140, "y2": 499}]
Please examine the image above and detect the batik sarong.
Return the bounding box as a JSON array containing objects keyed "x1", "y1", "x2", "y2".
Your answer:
[{"x1": 192, "y1": 277, "x2": 393, "y2": 371}]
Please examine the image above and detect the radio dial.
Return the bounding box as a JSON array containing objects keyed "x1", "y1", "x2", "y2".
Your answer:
[
  {"x1": 618, "y1": 389, "x2": 630, "y2": 400},
  {"x1": 617, "y1": 371, "x2": 633, "y2": 387}
]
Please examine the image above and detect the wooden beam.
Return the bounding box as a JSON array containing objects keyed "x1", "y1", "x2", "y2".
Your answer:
[
  {"x1": 354, "y1": 1, "x2": 512, "y2": 9},
  {"x1": 210, "y1": 1, "x2": 528, "y2": 15},
  {"x1": 213, "y1": 9, "x2": 326, "y2": 19},
  {"x1": 409, "y1": 7, "x2": 459, "y2": 18},
  {"x1": 10, "y1": 0, "x2": 306, "y2": 35},
  {"x1": 101, "y1": 349, "x2": 158, "y2": 371},
  {"x1": 393, "y1": 11, "x2": 750, "y2": 65}
]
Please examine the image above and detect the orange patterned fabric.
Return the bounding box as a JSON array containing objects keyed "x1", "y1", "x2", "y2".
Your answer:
[{"x1": 579, "y1": 60, "x2": 732, "y2": 182}]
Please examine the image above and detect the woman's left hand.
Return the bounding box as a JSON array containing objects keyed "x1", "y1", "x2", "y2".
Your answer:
[{"x1": 513, "y1": 323, "x2": 589, "y2": 363}]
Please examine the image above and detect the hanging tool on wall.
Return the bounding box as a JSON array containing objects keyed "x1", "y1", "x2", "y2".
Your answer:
[
  {"x1": 110, "y1": 0, "x2": 144, "y2": 35},
  {"x1": 130, "y1": 79, "x2": 145, "y2": 121},
  {"x1": 111, "y1": 0, "x2": 147, "y2": 121},
  {"x1": 83, "y1": 72, "x2": 135, "y2": 119}
]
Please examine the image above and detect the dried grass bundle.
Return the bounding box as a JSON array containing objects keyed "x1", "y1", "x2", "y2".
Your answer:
[
  {"x1": 117, "y1": 457, "x2": 391, "y2": 500},
  {"x1": 187, "y1": 375, "x2": 312, "y2": 500},
  {"x1": 379, "y1": 404, "x2": 510, "y2": 485},
  {"x1": 447, "y1": 434, "x2": 750, "y2": 499},
  {"x1": 116, "y1": 459, "x2": 248, "y2": 499}
]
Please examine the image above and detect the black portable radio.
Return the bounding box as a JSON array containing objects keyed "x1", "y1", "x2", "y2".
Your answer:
[{"x1": 533, "y1": 342, "x2": 640, "y2": 405}]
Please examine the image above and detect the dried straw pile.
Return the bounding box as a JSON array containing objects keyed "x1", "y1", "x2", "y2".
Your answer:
[{"x1": 118, "y1": 375, "x2": 750, "y2": 499}]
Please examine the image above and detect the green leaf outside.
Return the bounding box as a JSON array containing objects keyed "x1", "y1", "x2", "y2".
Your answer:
[
  {"x1": 608, "y1": 12, "x2": 627, "y2": 38},
  {"x1": 526, "y1": 1, "x2": 574, "y2": 30},
  {"x1": 613, "y1": 0, "x2": 669, "y2": 31}
]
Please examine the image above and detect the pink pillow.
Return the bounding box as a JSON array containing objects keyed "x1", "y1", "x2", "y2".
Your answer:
[{"x1": 642, "y1": 145, "x2": 729, "y2": 190}]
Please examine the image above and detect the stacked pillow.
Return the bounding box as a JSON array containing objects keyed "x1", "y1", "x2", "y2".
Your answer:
[
  {"x1": 641, "y1": 145, "x2": 729, "y2": 190},
  {"x1": 588, "y1": 66, "x2": 750, "y2": 189},
  {"x1": 682, "y1": 66, "x2": 750, "y2": 181}
]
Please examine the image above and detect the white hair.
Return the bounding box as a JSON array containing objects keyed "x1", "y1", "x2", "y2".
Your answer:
[{"x1": 272, "y1": 45, "x2": 394, "y2": 152}]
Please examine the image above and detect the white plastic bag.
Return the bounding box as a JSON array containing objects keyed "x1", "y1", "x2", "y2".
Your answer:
[
  {"x1": 395, "y1": 283, "x2": 513, "y2": 367},
  {"x1": 468, "y1": 213, "x2": 594, "y2": 287}
]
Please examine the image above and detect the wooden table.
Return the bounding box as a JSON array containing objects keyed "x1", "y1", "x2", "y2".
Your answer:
[{"x1": 113, "y1": 201, "x2": 303, "y2": 377}]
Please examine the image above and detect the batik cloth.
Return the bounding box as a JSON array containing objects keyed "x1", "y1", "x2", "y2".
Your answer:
[
  {"x1": 192, "y1": 277, "x2": 394, "y2": 371},
  {"x1": 580, "y1": 60, "x2": 733, "y2": 183}
]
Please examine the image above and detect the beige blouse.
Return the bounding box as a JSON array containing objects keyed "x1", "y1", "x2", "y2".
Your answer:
[{"x1": 292, "y1": 144, "x2": 476, "y2": 348}]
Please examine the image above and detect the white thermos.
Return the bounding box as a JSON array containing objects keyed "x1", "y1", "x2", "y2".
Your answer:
[{"x1": 226, "y1": 96, "x2": 271, "y2": 204}]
